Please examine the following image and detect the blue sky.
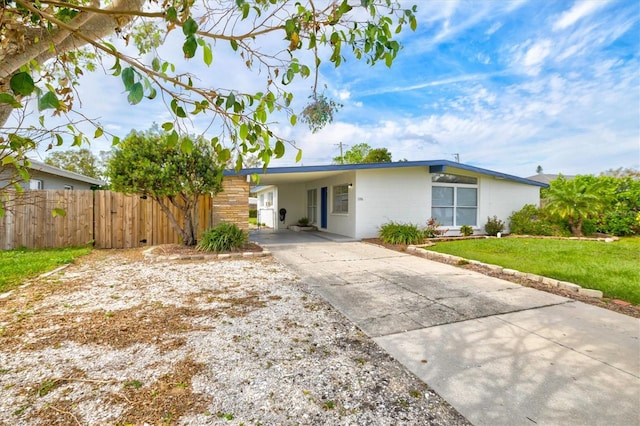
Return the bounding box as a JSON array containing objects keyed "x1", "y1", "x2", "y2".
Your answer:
[{"x1": 24, "y1": 0, "x2": 640, "y2": 177}]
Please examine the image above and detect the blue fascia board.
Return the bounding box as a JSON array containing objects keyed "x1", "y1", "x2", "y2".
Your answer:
[{"x1": 226, "y1": 160, "x2": 548, "y2": 188}]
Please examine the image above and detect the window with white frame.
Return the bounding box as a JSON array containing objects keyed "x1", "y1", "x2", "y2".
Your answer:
[
  {"x1": 307, "y1": 189, "x2": 317, "y2": 223},
  {"x1": 266, "y1": 191, "x2": 273, "y2": 207},
  {"x1": 332, "y1": 184, "x2": 349, "y2": 214},
  {"x1": 431, "y1": 173, "x2": 478, "y2": 226},
  {"x1": 29, "y1": 179, "x2": 43, "y2": 190}
]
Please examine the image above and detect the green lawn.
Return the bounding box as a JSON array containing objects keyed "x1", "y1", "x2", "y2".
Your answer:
[
  {"x1": 424, "y1": 237, "x2": 640, "y2": 304},
  {"x1": 0, "y1": 247, "x2": 92, "y2": 293}
]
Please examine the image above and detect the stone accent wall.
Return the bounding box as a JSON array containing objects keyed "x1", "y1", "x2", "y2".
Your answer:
[{"x1": 212, "y1": 175, "x2": 249, "y2": 231}]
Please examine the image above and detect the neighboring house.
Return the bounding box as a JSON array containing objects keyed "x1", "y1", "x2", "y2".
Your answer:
[
  {"x1": 526, "y1": 173, "x2": 576, "y2": 185},
  {"x1": 237, "y1": 160, "x2": 547, "y2": 239},
  {"x1": 2, "y1": 159, "x2": 105, "y2": 190}
]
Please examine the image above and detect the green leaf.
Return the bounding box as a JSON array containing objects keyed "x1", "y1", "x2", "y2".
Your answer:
[
  {"x1": 183, "y1": 35, "x2": 197, "y2": 58},
  {"x1": 225, "y1": 92, "x2": 236, "y2": 110},
  {"x1": 38, "y1": 91, "x2": 60, "y2": 111},
  {"x1": 94, "y1": 127, "x2": 104, "y2": 138},
  {"x1": 218, "y1": 148, "x2": 231, "y2": 162},
  {"x1": 290, "y1": 114, "x2": 297, "y2": 126},
  {"x1": 167, "y1": 130, "x2": 179, "y2": 147},
  {"x1": 203, "y1": 44, "x2": 213, "y2": 66},
  {"x1": 295, "y1": 149, "x2": 303, "y2": 163},
  {"x1": 127, "y1": 82, "x2": 144, "y2": 104},
  {"x1": 147, "y1": 87, "x2": 157, "y2": 100},
  {"x1": 52, "y1": 208, "x2": 67, "y2": 218},
  {"x1": 112, "y1": 136, "x2": 121, "y2": 146},
  {"x1": 180, "y1": 137, "x2": 193, "y2": 154},
  {"x1": 55, "y1": 134, "x2": 64, "y2": 146},
  {"x1": 161, "y1": 122, "x2": 174, "y2": 131},
  {"x1": 152, "y1": 57, "x2": 161, "y2": 72},
  {"x1": 274, "y1": 140, "x2": 285, "y2": 158},
  {"x1": 239, "y1": 123, "x2": 248, "y2": 140},
  {"x1": 1, "y1": 156, "x2": 16, "y2": 166},
  {"x1": 121, "y1": 67, "x2": 135, "y2": 90},
  {"x1": 0, "y1": 93, "x2": 22, "y2": 108},
  {"x1": 230, "y1": 39, "x2": 238, "y2": 51},
  {"x1": 166, "y1": 7, "x2": 177, "y2": 21},
  {"x1": 182, "y1": 17, "x2": 198, "y2": 36},
  {"x1": 72, "y1": 134, "x2": 82, "y2": 146},
  {"x1": 10, "y1": 72, "x2": 35, "y2": 96}
]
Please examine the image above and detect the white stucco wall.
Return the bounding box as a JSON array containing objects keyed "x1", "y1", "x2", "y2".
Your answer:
[
  {"x1": 354, "y1": 167, "x2": 431, "y2": 239},
  {"x1": 478, "y1": 177, "x2": 542, "y2": 233},
  {"x1": 276, "y1": 183, "x2": 307, "y2": 229}
]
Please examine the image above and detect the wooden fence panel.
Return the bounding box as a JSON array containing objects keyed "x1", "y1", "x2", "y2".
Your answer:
[
  {"x1": 0, "y1": 190, "x2": 94, "y2": 250},
  {"x1": 2, "y1": 183, "x2": 247, "y2": 250},
  {"x1": 92, "y1": 192, "x2": 215, "y2": 249}
]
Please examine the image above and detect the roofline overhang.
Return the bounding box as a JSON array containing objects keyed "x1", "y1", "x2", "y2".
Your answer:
[
  {"x1": 26, "y1": 159, "x2": 106, "y2": 186},
  {"x1": 225, "y1": 160, "x2": 549, "y2": 188}
]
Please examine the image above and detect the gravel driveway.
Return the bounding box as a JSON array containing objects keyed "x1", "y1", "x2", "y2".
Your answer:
[{"x1": 0, "y1": 249, "x2": 469, "y2": 425}]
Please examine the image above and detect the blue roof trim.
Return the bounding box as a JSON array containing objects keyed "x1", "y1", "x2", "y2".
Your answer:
[{"x1": 226, "y1": 160, "x2": 548, "y2": 188}]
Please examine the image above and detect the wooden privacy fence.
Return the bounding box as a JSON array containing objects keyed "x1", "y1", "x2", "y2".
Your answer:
[{"x1": 0, "y1": 177, "x2": 249, "y2": 250}]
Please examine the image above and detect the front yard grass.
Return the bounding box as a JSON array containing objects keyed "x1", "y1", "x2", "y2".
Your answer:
[
  {"x1": 0, "y1": 247, "x2": 92, "y2": 293},
  {"x1": 423, "y1": 237, "x2": 640, "y2": 305}
]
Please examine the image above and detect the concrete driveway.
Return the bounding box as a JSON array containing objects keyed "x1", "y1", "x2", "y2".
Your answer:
[{"x1": 252, "y1": 230, "x2": 640, "y2": 426}]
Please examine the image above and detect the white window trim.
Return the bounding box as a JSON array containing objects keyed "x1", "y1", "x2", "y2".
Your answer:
[
  {"x1": 331, "y1": 184, "x2": 349, "y2": 214},
  {"x1": 432, "y1": 182, "x2": 478, "y2": 227}
]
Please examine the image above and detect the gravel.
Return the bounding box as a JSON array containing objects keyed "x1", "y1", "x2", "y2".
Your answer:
[{"x1": 0, "y1": 250, "x2": 469, "y2": 425}]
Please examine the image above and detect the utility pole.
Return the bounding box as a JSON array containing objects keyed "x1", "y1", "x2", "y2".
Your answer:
[
  {"x1": 335, "y1": 142, "x2": 348, "y2": 164},
  {"x1": 453, "y1": 153, "x2": 460, "y2": 163}
]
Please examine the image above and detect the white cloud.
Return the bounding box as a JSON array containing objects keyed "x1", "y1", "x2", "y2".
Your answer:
[
  {"x1": 522, "y1": 39, "x2": 552, "y2": 70},
  {"x1": 553, "y1": 1, "x2": 611, "y2": 31}
]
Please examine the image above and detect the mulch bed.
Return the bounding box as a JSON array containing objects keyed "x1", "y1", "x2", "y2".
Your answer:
[
  {"x1": 150, "y1": 243, "x2": 264, "y2": 256},
  {"x1": 362, "y1": 238, "x2": 640, "y2": 319}
]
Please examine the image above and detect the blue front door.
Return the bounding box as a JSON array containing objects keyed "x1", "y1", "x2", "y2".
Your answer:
[{"x1": 320, "y1": 187, "x2": 328, "y2": 229}]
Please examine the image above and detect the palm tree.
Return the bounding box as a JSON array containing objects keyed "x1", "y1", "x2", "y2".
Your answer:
[{"x1": 544, "y1": 175, "x2": 605, "y2": 237}]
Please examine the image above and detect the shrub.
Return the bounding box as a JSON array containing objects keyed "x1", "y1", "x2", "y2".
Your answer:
[
  {"x1": 249, "y1": 208, "x2": 257, "y2": 219},
  {"x1": 424, "y1": 217, "x2": 447, "y2": 238},
  {"x1": 484, "y1": 215, "x2": 505, "y2": 236},
  {"x1": 197, "y1": 222, "x2": 247, "y2": 252},
  {"x1": 379, "y1": 222, "x2": 425, "y2": 245},
  {"x1": 509, "y1": 204, "x2": 555, "y2": 235},
  {"x1": 297, "y1": 217, "x2": 310, "y2": 226},
  {"x1": 459, "y1": 225, "x2": 474, "y2": 237}
]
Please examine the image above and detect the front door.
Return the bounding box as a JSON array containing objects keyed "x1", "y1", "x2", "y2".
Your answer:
[{"x1": 320, "y1": 187, "x2": 328, "y2": 229}]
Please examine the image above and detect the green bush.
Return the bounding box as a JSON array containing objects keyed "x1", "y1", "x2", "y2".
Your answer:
[
  {"x1": 378, "y1": 222, "x2": 425, "y2": 245},
  {"x1": 297, "y1": 217, "x2": 310, "y2": 226},
  {"x1": 459, "y1": 225, "x2": 474, "y2": 236},
  {"x1": 484, "y1": 215, "x2": 505, "y2": 236},
  {"x1": 509, "y1": 204, "x2": 554, "y2": 235},
  {"x1": 197, "y1": 222, "x2": 247, "y2": 252},
  {"x1": 249, "y1": 208, "x2": 257, "y2": 219}
]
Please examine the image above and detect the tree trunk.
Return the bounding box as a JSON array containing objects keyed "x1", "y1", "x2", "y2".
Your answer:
[
  {"x1": 568, "y1": 216, "x2": 583, "y2": 237},
  {"x1": 153, "y1": 195, "x2": 192, "y2": 246}
]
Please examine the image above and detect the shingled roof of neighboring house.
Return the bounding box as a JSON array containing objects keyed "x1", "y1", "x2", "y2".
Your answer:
[{"x1": 526, "y1": 173, "x2": 576, "y2": 185}]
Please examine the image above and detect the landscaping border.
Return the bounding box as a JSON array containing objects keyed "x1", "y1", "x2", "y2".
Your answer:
[
  {"x1": 406, "y1": 244, "x2": 603, "y2": 298},
  {"x1": 142, "y1": 243, "x2": 271, "y2": 262}
]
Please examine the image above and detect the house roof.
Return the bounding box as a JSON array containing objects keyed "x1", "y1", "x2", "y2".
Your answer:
[
  {"x1": 525, "y1": 173, "x2": 576, "y2": 184},
  {"x1": 228, "y1": 160, "x2": 548, "y2": 188},
  {"x1": 27, "y1": 159, "x2": 106, "y2": 186}
]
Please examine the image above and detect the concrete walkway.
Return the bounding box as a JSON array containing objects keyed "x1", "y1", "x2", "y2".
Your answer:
[{"x1": 252, "y1": 230, "x2": 640, "y2": 426}]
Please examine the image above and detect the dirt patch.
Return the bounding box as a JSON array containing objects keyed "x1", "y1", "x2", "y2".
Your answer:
[
  {"x1": 363, "y1": 238, "x2": 640, "y2": 318},
  {"x1": 0, "y1": 249, "x2": 469, "y2": 425}
]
